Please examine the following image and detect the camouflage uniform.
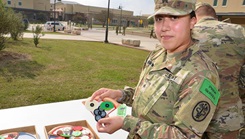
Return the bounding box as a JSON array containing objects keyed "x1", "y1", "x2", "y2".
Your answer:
[
  {"x1": 192, "y1": 16, "x2": 245, "y2": 138},
  {"x1": 239, "y1": 28, "x2": 245, "y2": 114},
  {"x1": 118, "y1": 43, "x2": 221, "y2": 139},
  {"x1": 240, "y1": 64, "x2": 245, "y2": 98}
]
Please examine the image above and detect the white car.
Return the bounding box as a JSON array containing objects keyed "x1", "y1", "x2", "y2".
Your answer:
[{"x1": 44, "y1": 21, "x2": 65, "y2": 31}]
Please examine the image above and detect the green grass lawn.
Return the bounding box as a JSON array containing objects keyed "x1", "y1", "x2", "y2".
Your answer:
[{"x1": 0, "y1": 39, "x2": 149, "y2": 109}]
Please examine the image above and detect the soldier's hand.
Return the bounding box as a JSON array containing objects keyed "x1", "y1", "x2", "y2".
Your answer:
[
  {"x1": 90, "y1": 88, "x2": 122, "y2": 102},
  {"x1": 96, "y1": 116, "x2": 124, "y2": 134}
]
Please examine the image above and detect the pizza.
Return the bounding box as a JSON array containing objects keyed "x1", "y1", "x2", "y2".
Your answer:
[{"x1": 48, "y1": 125, "x2": 94, "y2": 139}]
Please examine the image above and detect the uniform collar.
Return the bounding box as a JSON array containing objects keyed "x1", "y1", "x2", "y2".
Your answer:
[
  {"x1": 150, "y1": 43, "x2": 200, "y2": 73},
  {"x1": 197, "y1": 16, "x2": 216, "y2": 24}
]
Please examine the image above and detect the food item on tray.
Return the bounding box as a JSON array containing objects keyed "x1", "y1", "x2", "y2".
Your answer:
[
  {"x1": 48, "y1": 125, "x2": 94, "y2": 139},
  {"x1": 0, "y1": 132, "x2": 18, "y2": 139},
  {"x1": 84, "y1": 97, "x2": 119, "y2": 121},
  {"x1": 0, "y1": 132, "x2": 36, "y2": 139}
]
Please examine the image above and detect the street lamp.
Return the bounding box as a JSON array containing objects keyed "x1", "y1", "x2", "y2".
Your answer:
[
  {"x1": 53, "y1": 0, "x2": 56, "y2": 32},
  {"x1": 104, "y1": 0, "x2": 110, "y2": 43},
  {"x1": 118, "y1": 5, "x2": 122, "y2": 33}
]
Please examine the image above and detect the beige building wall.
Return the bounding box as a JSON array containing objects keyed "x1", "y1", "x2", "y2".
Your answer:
[
  {"x1": 111, "y1": 9, "x2": 133, "y2": 16},
  {"x1": 55, "y1": 2, "x2": 138, "y2": 26},
  {"x1": 3, "y1": 0, "x2": 34, "y2": 9},
  {"x1": 56, "y1": 4, "x2": 73, "y2": 14},
  {"x1": 74, "y1": 5, "x2": 89, "y2": 13},
  {"x1": 74, "y1": 5, "x2": 102, "y2": 14},
  {"x1": 33, "y1": 0, "x2": 50, "y2": 11},
  {"x1": 3, "y1": 0, "x2": 51, "y2": 11},
  {"x1": 197, "y1": 0, "x2": 245, "y2": 13},
  {"x1": 60, "y1": 4, "x2": 134, "y2": 16}
]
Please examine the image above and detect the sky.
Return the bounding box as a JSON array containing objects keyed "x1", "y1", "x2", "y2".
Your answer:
[{"x1": 60, "y1": 0, "x2": 155, "y2": 16}]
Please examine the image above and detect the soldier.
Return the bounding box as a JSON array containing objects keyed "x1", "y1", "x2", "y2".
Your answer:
[
  {"x1": 90, "y1": 0, "x2": 221, "y2": 138},
  {"x1": 116, "y1": 26, "x2": 119, "y2": 35},
  {"x1": 192, "y1": 2, "x2": 245, "y2": 138},
  {"x1": 122, "y1": 26, "x2": 126, "y2": 36},
  {"x1": 150, "y1": 27, "x2": 154, "y2": 38}
]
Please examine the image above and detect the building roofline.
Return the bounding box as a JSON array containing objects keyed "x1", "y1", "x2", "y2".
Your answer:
[
  {"x1": 57, "y1": 1, "x2": 82, "y2": 5},
  {"x1": 217, "y1": 12, "x2": 245, "y2": 16},
  {"x1": 11, "y1": 7, "x2": 50, "y2": 12}
]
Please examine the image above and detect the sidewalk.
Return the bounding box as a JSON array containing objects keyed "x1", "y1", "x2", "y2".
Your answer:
[{"x1": 24, "y1": 29, "x2": 159, "y2": 51}]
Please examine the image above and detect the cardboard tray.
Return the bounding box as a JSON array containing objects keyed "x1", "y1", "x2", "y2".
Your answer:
[
  {"x1": 44, "y1": 120, "x2": 100, "y2": 139},
  {"x1": 0, "y1": 125, "x2": 38, "y2": 139}
]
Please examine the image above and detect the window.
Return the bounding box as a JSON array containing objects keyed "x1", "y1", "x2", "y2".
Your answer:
[
  {"x1": 18, "y1": 2, "x2": 22, "y2": 6},
  {"x1": 112, "y1": 19, "x2": 117, "y2": 24},
  {"x1": 243, "y1": 0, "x2": 245, "y2": 5},
  {"x1": 51, "y1": 23, "x2": 61, "y2": 26},
  {"x1": 7, "y1": 0, "x2": 11, "y2": 5},
  {"x1": 213, "y1": 0, "x2": 218, "y2": 6},
  {"x1": 222, "y1": 0, "x2": 227, "y2": 6}
]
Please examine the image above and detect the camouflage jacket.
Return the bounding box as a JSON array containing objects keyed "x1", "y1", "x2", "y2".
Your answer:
[
  {"x1": 192, "y1": 16, "x2": 245, "y2": 91},
  {"x1": 192, "y1": 16, "x2": 245, "y2": 138},
  {"x1": 120, "y1": 44, "x2": 221, "y2": 139}
]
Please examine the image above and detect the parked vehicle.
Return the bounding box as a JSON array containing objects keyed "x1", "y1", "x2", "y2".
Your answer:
[{"x1": 44, "y1": 21, "x2": 65, "y2": 31}]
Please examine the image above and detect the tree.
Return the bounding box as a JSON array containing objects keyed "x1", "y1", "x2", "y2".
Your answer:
[
  {"x1": 72, "y1": 13, "x2": 87, "y2": 25},
  {"x1": 0, "y1": 0, "x2": 28, "y2": 45},
  {"x1": 0, "y1": 1, "x2": 17, "y2": 50},
  {"x1": 94, "y1": 10, "x2": 114, "y2": 27},
  {"x1": 148, "y1": 17, "x2": 154, "y2": 25},
  {"x1": 10, "y1": 12, "x2": 24, "y2": 40},
  {"x1": 36, "y1": 12, "x2": 48, "y2": 23},
  {"x1": 0, "y1": 2, "x2": 13, "y2": 35}
]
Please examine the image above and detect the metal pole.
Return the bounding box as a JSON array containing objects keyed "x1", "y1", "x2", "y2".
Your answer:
[
  {"x1": 119, "y1": 6, "x2": 122, "y2": 33},
  {"x1": 87, "y1": 6, "x2": 90, "y2": 28},
  {"x1": 53, "y1": 0, "x2": 56, "y2": 32},
  {"x1": 104, "y1": 0, "x2": 110, "y2": 43}
]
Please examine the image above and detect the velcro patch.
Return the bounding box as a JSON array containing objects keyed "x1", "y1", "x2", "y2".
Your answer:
[
  {"x1": 199, "y1": 78, "x2": 220, "y2": 105},
  {"x1": 192, "y1": 101, "x2": 210, "y2": 122}
]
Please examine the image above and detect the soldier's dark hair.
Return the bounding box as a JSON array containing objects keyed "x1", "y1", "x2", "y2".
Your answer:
[{"x1": 190, "y1": 11, "x2": 196, "y2": 18}]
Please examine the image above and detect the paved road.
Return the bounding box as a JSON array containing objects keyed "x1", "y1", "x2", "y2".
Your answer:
[{"x1": 24, "y1": 28, "x2": 159, "y2": 51}]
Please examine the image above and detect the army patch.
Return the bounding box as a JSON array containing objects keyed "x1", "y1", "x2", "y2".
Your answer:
[
  {"x1": 199, "y1": 78, "x2": 220, "y2": 105},
  {"x1": 192, "y1": 101, "x2": 210, "y2": 122}
]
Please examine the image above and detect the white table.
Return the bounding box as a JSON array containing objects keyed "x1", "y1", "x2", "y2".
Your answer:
[{"x1": 0, "y1": 99, "x2": 131, "y2": 139}]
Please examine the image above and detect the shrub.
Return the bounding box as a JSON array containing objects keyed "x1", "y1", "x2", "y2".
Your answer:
[{"x1": 32, "y1": 25, "x2": 44, "y2": 47}]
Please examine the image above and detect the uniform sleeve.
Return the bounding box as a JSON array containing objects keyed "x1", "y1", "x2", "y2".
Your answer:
[
  {"x1": 242, "y1": 26, "x2": 245, "y2": 38},
  {"x1": 239, "y1": 63, "x2": 245, "y2": 99},
  {"x1": 121, "y1": 72, "x2": 220, "y2": 139},
  {"x1": 119, "y1": 86, "x2": 135, "y2": 107}
]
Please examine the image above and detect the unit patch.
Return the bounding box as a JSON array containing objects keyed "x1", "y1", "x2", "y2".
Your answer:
[
  {"x1": 199, "y1": 78, "x2": 220, "y2": 105},
  {"x1": 192, "y1": 101, "x2": 210, "y2": 122}
]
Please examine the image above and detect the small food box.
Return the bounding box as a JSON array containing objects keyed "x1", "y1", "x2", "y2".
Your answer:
[
  {"x1": 0, "y1": 125, "x2": 38, "y2": 139},
  {"x1": 44, "y1": 120, "x2": 100, "y2": 139}
]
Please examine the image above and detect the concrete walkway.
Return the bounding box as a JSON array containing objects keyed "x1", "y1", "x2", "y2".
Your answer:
[{"x1": 24, "y1": 28, "x2": 159, "y2": 51}]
